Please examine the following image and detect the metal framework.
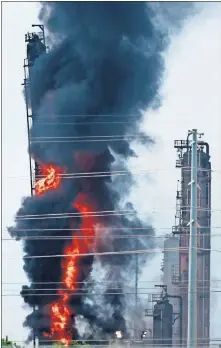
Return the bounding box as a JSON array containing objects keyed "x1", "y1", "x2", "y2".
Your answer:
[
  {"x1": 173, "y1": 134, "x2": 211, "y2": 347},
  {"x1": 23, "y1": 25, "x2": 47, "y2": 348},
  {"x1": 145, "y1": 285, "x2": 182, "y2": 347},
  {"x1": 23, "y1": 25, "x2": 46, "y2": 195}
]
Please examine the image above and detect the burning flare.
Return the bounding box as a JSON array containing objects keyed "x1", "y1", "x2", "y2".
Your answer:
[
  {"x1": 45, "y1": 192, "x2": 98, "y2": 345},
  {"x1": 35, "y1": 165, "x2": 63, "y2": 196}
]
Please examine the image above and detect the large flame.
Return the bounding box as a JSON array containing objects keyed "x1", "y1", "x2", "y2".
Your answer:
[
  {"x1": 45, "y1": 192, "x2": 98, "y2": 345},
  {"x1": 35, "y1": 164, "x2": 63, "y2": 196}
]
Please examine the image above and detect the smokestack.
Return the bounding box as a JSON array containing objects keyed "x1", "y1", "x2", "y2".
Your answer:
[{"x1": 8, "y1": 1, "x2": 190, "y2": 345}]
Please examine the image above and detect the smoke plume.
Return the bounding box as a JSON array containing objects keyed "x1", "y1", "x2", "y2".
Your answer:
[{"x1": 8, "y1": 1, "x2": 182, "y2": 344}]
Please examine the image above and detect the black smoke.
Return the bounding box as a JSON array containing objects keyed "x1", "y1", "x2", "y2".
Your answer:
[{"x1": 8, "y1": 1, "x2": 187, "y2": 343}]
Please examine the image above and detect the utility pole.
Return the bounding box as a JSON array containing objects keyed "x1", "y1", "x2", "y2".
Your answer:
[
  {"x1": 135, "y1": 237, "x2": 138, "y2": 308},
  {"x1": 187, "y1": 129, "x2": 198, "y2": 348},
  {"x1": 33, "y1": 305, "x2": 36, "y2": 348},
  {"x1": 135, "y1": 253, "x2": 138, "y2": 307}
]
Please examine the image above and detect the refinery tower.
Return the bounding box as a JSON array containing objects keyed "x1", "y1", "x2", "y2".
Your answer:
[
  {"x1": 162, "y1": 136, "x2": 211, "y2": 346},
  {"x1": 24, "y1": 25, "x2": 46, "y2": 194},
  {"x1": 23, "y1": 26, "x2": 49, "y2": 344}
]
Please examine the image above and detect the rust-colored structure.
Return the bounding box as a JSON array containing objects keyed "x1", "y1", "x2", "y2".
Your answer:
[{"x1": 172, "y1": 138, "x2": 211, "y2": 346}]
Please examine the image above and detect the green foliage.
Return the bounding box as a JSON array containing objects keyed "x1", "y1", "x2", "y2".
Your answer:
[
  {"x1": 2, "y1": 337, "x2": 90, "y2": 348},
  {"x1": 1, "y1": 337, "x2": 24, "y2": 348},
  {"x1": 1, "y1": 337, "x2": 13, "y2": 347}
]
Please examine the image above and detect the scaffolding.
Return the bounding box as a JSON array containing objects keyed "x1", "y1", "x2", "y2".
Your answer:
[
  {"x1": 23, "y1": 25, "x2": 46, "y2": 195},
  {"x1": 23, "y1": 25, "x2": 47, "y2": 348}
]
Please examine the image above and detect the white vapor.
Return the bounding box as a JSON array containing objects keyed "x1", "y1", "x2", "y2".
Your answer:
[{"x1": 129, "y1": 1, "x2": 221, "y2": 337}]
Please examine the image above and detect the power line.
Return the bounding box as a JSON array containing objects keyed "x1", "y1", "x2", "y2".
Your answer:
[
  {"x1": 30, "y1": 137, "x2": 149, "y2": 144},
  {"x1": 3, "y1": 339, "x2": 221, "y2": 345},
  {"x1": 3, "y1": 247, "x2": 221, "y2": 260},
  {"x1": 0, "y1": 235, "x2": 163, "y2": 241},
  {"x1": 3, "y1": 279, "x2": 221, "y2": 285},
  {"x1": 3, "y1": 290, "x2": 221, "y2": 297},
  {"x1": 4, "y1": 226, "x2": 220, "y2": 232},
  {"x1": 3, "y1": 286, "x2": 220, "y2": 291},
  {"x1": 30, "y1": 113, "x2": 144, "y2": 118},
  {"x1": 15, "y1": 207, "x2": 221, "y2": 220},
  {"x1": 2, "y1": 233, "x2": 221, "y2": 241},
  {"x1": 32, "y1": 133, "x2": 146, "y2": 139},
  {"x1": 32, "y1": 121, "x2": 143, "y2": 125},
  {"x1": 13, "y1": 212, "x2": 219, "y2": 222},
  {"x1": 4, "y1": 342, "x2": 221, "y2": 345},
  {"x1": 5, "y1": 168, "x2": 155, "y2": 179},
  {"x1": 4, "y1": 166, "x2": 220, "y2": 180}
]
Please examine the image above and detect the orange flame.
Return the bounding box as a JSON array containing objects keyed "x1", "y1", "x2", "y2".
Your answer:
[
  {"x1": 43, "y1": 303, "x2": 72, "y2": 345},
  {"x1": 62, "y1": 241, "x2": 80, "y2": 290},
  {"x1": 35, "y1": 165, "x2": 63, "y2": 196},
  {"x1": 46, "y1": 192, "x2": 98, "y2": 345}
]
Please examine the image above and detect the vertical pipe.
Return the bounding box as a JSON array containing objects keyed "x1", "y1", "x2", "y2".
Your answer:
[
  {"x1": 33, "y1": 305, "x2": 36, "y2": 348},
  {"x1": 167, "y1": 294, "x2": 183, "y2": 346},
  {"x1": 180, "y1": 296, "x2": 183, "y2": 347},
  {"x1": 135, "y1": 238, "x2": 138, "y2": 308},
  {"x1": 23, "y1": 63, "x2": 33, "y2": 196},
  {"x1": 134, "y1": 244, "x2": 138, "y2": 340},
  {"x1": 135, "y1": 253, "x2": 138, "y2": 307},
  {"x1": 187, "y1": 129, "x2": 198, "y2": 348}
]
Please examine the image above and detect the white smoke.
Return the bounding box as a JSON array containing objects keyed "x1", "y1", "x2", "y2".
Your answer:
[
  {"x1": 75, "y1": 315, "x2": 92, "y2": 339},
  {"x1": 129, "y1": 1, "x2": 221, "y2": 339}
]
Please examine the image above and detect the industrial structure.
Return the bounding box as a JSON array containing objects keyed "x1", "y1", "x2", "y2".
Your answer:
[
  {"x1": 155, "y1": 135, "x2": 211, "y2": 346},
  {"x1": 23, "y1": 25, "x2": 47, "y2": 346},
  {"x1": 23, "y1": 25, "x2": 212, "y2": 347},
  {"x1": 23, "y1": 25, "x2": 46, "y2": 195},
  {"x1": 174, "y1": 136, "x2": 211, "y2": 346}
]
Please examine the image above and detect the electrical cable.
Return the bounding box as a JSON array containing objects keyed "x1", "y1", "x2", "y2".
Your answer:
[
  {"x1": 3, "y1": 247, "x2": 221, "y2": 260},
  {"x1": 4, "y1": 166, "x2": 219, "y2": 180},
  {"x1": 32, "y1": 121, "x2": 149, "y2": 125},
  {"x1": 2, "y1": 290, "x2": 221, "y2": 297},
  {"x1": 5, "y1": 338, "x2": 221, "y2": 342},
  {"x1": 3, "y1": 286, "x2": 220, "y2": 292},
  {"x1": 2, "y1": 232, "x2": 221, "y2": 241},
  {"x1": 31, "y1": 137, "x2": 149, "y2": 144},
  {"x1": 13, "y1": 211, "x2": 219, "y2": 221},
  {"x1": 3, "y1": 226, "x2": 220, "y2": 232},
  {"x1": 29, "y1": 113, "x2": 145, "y2": 118},
  {"x1": 15, "y1": 206, "x2": 220, "y2": 220},
  {"x1": 32, "y1": 134, "x2": 147, "y2": 139},
  {"x1": 3, "y1": 279, "x2": 221, "y2": 285}
]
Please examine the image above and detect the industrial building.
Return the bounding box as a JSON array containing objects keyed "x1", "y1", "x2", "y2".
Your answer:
[{"x1": 157, "y1": 137, "x2": 211, "y2": 346}]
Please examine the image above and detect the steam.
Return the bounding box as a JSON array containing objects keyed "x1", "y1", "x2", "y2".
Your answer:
[{"x1": 8, "y1": 1, "x2": 194, "y2": 343}]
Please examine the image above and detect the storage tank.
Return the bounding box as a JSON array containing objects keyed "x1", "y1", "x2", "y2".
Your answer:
[
  {"x1": 163, "y1": 236, "x2": 180, "y2": 342},
  {"x1": 153, "y1": 299, "x2": 173, "y2": 347}
]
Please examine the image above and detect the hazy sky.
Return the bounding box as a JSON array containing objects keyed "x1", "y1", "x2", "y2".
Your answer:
[{"x1": 2, "y1": 1, "x2": 221, "y2": 343}]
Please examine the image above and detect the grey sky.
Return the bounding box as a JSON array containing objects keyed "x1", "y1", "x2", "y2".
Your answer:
[
  {"x1": 2, "y1": 2, "x2": 41, "y2": 341},
  {"x1": 2, "y1": 1, "x2": 221, "y2": 343}
]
